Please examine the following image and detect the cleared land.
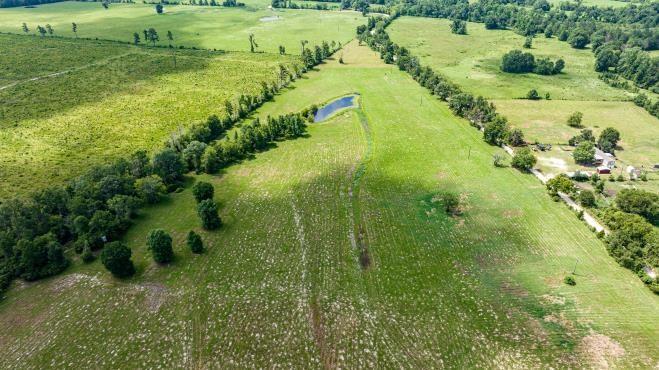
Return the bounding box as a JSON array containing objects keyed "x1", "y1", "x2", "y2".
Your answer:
[
  {"x1": 0, "y1": 42, "x2": 656, "y2": 368},
  {"x1": 0, "y1": 34, "x2": 295, "y2": 197},
  {"x1": 388, "y1": 17, "x2": 629, "y2": 101},
  {"x1": 390, "y1": 16, "x2": 659, "y2": 193},
  {"x1": 0, "y1": 0, "x2": 363, "y2": 54}
]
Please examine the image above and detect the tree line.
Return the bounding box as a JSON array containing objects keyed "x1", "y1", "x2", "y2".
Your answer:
[
  {"x1": 0, "y1": 42, "x2": 339, "y2": 295},
  {"x1": 358, "y1": 14, "x2": 535, "y2": 172},
  {"x1": 388, "y1": 0, "x2": 658, "y2": 106},
  {"x1": 501, "y1": 49, "x2": 564, "y2": 75}
]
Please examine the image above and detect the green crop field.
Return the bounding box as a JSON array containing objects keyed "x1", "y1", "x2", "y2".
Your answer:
[
  {"x1": 0, "y1": 0, "x2": 363, "y2": 54},
  {"x1": 1, "y1": 42, "x2": 656, "y2": 368},
  {"x1": 0, "y1": 34, "x2": 295, "y2": 197}
]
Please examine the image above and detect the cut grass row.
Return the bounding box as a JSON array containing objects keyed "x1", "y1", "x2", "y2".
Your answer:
[{"x1": 1, "y1": 42, "x2": 656, "y2": 368}]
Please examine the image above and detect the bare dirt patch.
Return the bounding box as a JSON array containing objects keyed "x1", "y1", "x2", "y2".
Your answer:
[
  {"x1": 577, "y1": 332, "x2": 625, "y2": 369},
  {"x1": 136, "y1": 283, "x2": 169, "y2": 313}
]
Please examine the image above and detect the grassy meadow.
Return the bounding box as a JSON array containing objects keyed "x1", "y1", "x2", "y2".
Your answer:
[
  {"x1": 388, "y1": 17, "x2": 629, "y2": 101},
  {"x1": 0, "y1": 34, "x2": 296, "y2": 197},
  {"x1": 0, "y1": 42, "x2": 656, "y2": 368},
  {"x1": 0, "y1": 0, "x2": 364, "y2": 53},
  {"x1": 389, "y1": 16, "x2": 659, "y2": 193}
]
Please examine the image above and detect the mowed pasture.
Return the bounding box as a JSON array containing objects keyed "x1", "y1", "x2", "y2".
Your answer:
[
  {"x1": 389, "y1": 16, "x2": 659, "y2": 192},
  {"x1": 0, "y1": 0, "x2": 364, "y2": 53},
  {"x1": 388, "y1": 17, "x2": 629, "y2": 101},
  {"x1": 0, "y1": 42, "x2": 656, "y2": 368},
  {"x1": 0, "y1": 34, "x2": 296, "y2": 197}
]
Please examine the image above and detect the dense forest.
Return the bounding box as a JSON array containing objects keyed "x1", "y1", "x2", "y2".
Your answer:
[{"x1": 0, "y1": 0, "x2": 63, "y2": 8}]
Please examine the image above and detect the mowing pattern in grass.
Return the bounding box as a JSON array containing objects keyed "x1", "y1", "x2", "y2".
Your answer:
[
  {"x1": 0, "y1": 42, "x2": 656, "y2": 368},
  {"x1": 0, "y1": 0, "x2": 364, "y2": 54},
  {"x1": 0, "y1": 34, "x2": 296, "y2": 197}
]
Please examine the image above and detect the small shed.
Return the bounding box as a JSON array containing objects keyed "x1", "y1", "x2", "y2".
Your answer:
[{"x1": 597, "y1": 166, "x2": 611, "y2": 174}]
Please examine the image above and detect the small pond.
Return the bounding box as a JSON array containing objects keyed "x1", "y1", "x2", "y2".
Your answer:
[{"x1": 314, "y1": 95, "x2": 358, "y2": 123}]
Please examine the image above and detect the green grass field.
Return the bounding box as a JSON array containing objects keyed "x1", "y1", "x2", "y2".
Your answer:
[
  {"x1": 389, "y1": 16, "x2": 659, "y2": 194},
  {"x1": 0, "y1": 34, "x2": 295, "y2": 197},
  {"x1": 388, "y1": 17, "x2": 629, "y2": 101},
  {"x1": 0, "y1": 0, "x2": 363, "y2": 53},
  {"x1": 0, "y1": 42, "x2": 656, "y2": 368}
]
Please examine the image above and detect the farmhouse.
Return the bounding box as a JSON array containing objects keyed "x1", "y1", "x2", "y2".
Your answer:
[{"x1": 594, "y1": 148, "x2": 615, "y2": 168}]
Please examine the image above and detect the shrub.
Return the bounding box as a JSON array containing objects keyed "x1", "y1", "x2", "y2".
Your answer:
[
  {"x1": 483, "y1": 116, "x2": 509, "y2": 145},
  {"x1": 197, "y1": 199, "x2": 222, "y2": 230},
  {"x1": 147, "y1": 229, "x2": 174, "y2": 264},
  {"x1": 526, "y1": 89, "x2": 541, "y2": 100},
  {"x1": 187, "y1": 231, "x2": 204, "y2": 254},
  {"x1": 506, "y1": 128, "x2": 525, "y2": 146},
  {"x1": 100, "y1": 241, "x2": 135, "y2": 278},
  {"x1": 438, "y1": 192, "x2": 460, "y2": 215},
  {"x1": 192, "y1": 181, "x2": 214, "y2": 203},
  {"x1": 81, "y1": 245, "x2": 95, "y2": 263},
  {"x1": 578, "y1": 190, "x2": 596, "y2": 207},
  {"x1": 511, "y1": 147, "x2": 537, "y2": 171},
  {"x1": 567, "y1": 111, "x2": 583, "y2": 128},
  {"x1": 564, "y1": 275, "x2": 576, "y2": 285}
]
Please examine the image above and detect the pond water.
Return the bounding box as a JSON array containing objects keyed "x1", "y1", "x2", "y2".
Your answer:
[{"x1": 314, "y1": 95, "x2": 357, "y2": 122}]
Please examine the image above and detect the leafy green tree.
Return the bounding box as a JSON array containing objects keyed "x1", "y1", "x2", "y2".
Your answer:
[
  {"x1": 278, "y1": 45, "x2": 285, "y2": 55},
  {"x1": 546, "y1": 174, "x2": 575, "y2": 195},
  {"x1": 573, "y1": 141, "x2": 595, "y2": 164},
  {"x1": 155, "y1": 3, "x2": 164, "y2": 13},
  {"x1": 167, "y1": 30, "x2": 174, "y2": 46},
  {"x1": 45, "y1": 24, "x2": 53, "y2": 36},
  {"x1": 147, "y1": 229, "x2": 173, "y2": 264},
  {"x1": 192, "y1": 181, "x2": 214, "y2": 203},
  {"x1": 526, "y1": 89, "x2": 541, "y2": 100},
  {"x1": 133, "y1": 32, "x2": 140, "y2": 45},
  {"x1": 183, "y1": 141, "x2": 208, "y2": 173},
  {"x1": 597, "y1": 127, "x2": 620, "y2": 153},
  {"x1": 18, "y1": 234, "x2": 68, "y2": 281},
  {"x1": 100, "y1": 241, "x2": 135, "y2": 278},
  {"x1": 21, "y1": 22, "x2": 29, "y2": 34},
  {"x1": 300, "y1": 39, "x2": 308, "y2": 55},
  {"x1": 594, "y1": 45, "x2": 619, "y2": 72},
  {"x1": 483, "y1": 116, "x2": 508, "y2": 145},
  {"x1": 129, "y1": 150, "x2": 151, "y2": 178},
  {"x1": 501, "y1": 50, "x2": 535, "y2": 73},
  {"x1": 506, "y1": 128, "x2": 525, "y2": 146},
  {"x1": 147, "y1": 27, "x2": 159, "y2": 46},
  {"x1": 197, "y1": 199, "x2": 221, "y2": 230},
  {"x1": 552, "y1": 58, "x2": 565, "y2": 74},
  {"x1": 567, "y1": 111, "x2": 583, "y2": 128},
  {"x1": 511, "y1": 147, "x2": 537, "y2": 171},
  {"x1": 615, "y1": 189, "x2": 658, "y2": 225},
  {"x1": 81, "y1": 244, "x2": 95, "y2": 263},
  {"x1": 248, "y1": 33, "x2": 258, "y2": 53},
  {"x1": 153, "y1": 148, "x2": 185, "y2": 185},
  {"x1": 72, "y1": 22, "x2": 78, "y2": 38},
  {"x1": 568, "y1": 29, "x2": 589, "y2": 49},
  {"x1": 450, "y1": 19, "x2": 467, "y2": 35},
  {"x1": 523, "y1": 36, "x2": 532, "y2": 49},
  {"x1": 107, "y1": 195, "x2": 141, "y2": 221},
  {"x1": 578, "y1": 190, "x2": 596, "y2": 207},
  {"x1": 89, "y1": 210, "x2": 119, "y2": 242},
  {"x1": 135, "y1": 175, "x2": 166, "y2": 204},
  {"x1": 187, "y1": 231, "x2": 204, "y2": 254},
  {"x1": 37, "y1": 25, "x2": 46, "y2": 37}
]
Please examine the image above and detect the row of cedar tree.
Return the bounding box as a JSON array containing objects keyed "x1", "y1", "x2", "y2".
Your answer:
[
  {"x1": 358, "y1": 15, "x2": 658, "y2": 294},
  {"x1": 0, "y1": 41, "x2": 339, "y2": 294}
]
